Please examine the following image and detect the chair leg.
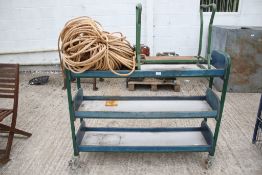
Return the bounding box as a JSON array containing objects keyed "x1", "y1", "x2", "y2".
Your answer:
[
  {"x1": 0, "y1": 113, "x2": 32, "y2": 164},
  {"x1": 0, "y1": 155, "x2": 10, "y2": 164},
  {"x1": 0, "y1": 132, "x2": 13, "y2": 164},
  {"x1": 3, "y1": 113, "x2": 18, "y2": 163},
  {"x1": 0, "y1": 123, "x2": 32, "y2": 137}
]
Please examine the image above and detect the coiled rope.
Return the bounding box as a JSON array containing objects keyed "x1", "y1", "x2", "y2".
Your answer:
[{"x1": 58, "y1": 16, "x2": 136, "y2": 76}]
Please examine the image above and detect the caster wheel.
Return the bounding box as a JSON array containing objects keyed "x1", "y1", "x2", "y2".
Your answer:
[
  {"x1": 68, "y1": 156, "x2": 81, "y2": 170},
  {"x1": 205, "y1": 155, "x2": 214, "y2": 169}
]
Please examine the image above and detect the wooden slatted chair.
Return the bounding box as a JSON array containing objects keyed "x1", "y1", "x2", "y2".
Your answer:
[{"x1": 0, "y1": 63, "x2": 32, "y2": 164}]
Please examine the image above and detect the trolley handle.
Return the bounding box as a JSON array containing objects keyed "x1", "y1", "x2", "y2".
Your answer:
[
  {"x1": 136, "y1": 3, "x2": 142, "y2": 69},
  {"x1": 200, "y1": 3, "x2": 217, "y2": 24},
  {"x1": 200, "y1": 3, "x2": 217, "y2": 10},
  {"x1": 136, "y1": 3, "x2": 142, "y2": 25},
  {"x1": 198, "y1": 3, "x2": 217, "y2": 69}
]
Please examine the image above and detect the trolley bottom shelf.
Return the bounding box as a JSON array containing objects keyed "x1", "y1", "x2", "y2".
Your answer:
[{"x1": 76, "y1": 122, "x2": 213, "y2": 152}]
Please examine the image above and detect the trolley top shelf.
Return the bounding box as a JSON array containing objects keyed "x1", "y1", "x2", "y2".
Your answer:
[
  {"x1": 67, "y1": 51, "x2": 230, "y2": 79},
  {"x1": 69, "y1": 68, "x2": 224, "y2": 78},
  {"x1": 140, "y1": 64, "x2": 215, "y2": 71}
]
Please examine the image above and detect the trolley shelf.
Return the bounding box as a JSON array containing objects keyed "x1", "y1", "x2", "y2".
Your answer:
[
  {"x1": 142, "y1": 56, "x2": 201, "y2": 64},
  {"x1": 65, "y1": 50, "x2": 231, "y2": 165},
  {"x1": 74, "y1": 88, "x2": 220, "y2": 119},
  {"x1": 140, "y1": 64, "x2": 215, "y2": 71},
  {"x1": 76, "y1": 122, "x2": 213, "y2": 152},
  {"x1": 70, "y1": 69, "x2": 225, "y2": 78},
  {"x1": 76, "y1": 99, "x2": 217, "y2": 119}
]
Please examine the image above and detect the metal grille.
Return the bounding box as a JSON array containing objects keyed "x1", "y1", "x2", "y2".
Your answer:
[{"x1": 200, "y1": 0, "x2": 239, "y2": 12}]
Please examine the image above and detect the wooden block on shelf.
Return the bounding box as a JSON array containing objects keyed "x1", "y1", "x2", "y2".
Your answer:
[
  {"x1": 151, "y1": 85, "x2": 158, "y2": 91},
  {"x1": 128, "y1": 84, "x2": 135, "y2": 91},
  {"x1": 174, "y1": 80, "x2": 181, "y2": 92}
]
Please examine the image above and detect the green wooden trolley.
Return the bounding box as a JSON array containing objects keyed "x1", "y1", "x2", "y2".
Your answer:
[{"x1": 65, "y1": 3, "x2": 230, "y2": 169}]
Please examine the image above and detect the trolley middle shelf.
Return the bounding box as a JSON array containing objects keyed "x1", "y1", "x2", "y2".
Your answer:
[{"x1": 74, "y1": 88, "x2": 220, "y2": 119}]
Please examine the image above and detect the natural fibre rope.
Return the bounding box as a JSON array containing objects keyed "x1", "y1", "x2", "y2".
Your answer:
[{"x1": 58, "y1": 16, "x2": 136, "y2": 76}]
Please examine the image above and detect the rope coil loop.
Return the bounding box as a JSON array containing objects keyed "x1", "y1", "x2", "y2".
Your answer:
[{"x1": 58, "y1": 16, "x2": 136, "y2": 76}]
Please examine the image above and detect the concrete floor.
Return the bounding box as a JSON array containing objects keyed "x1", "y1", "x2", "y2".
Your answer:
[{"x1": 0, "y1": 72, "x2": 261, "y2": 175}]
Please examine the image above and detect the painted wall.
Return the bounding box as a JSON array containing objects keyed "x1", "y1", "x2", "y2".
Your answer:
[{"x1": 0, "y1": 0, "x2": 261, "y2": 65}]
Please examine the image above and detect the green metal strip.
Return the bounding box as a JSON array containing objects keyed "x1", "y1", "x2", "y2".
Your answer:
[
  {"x1": 200, "y1": 3, "x2": 217, "y2": 69},
  {"x1": 210, "y1": 52, "x2": 231, "y2": 156},
  {"x1": 136, "y1": 3, "x2": 142, "y2": 70},
  {"x1": 65, "y1": 69, "x2": 79, "y2": 156},
  {"x1": 206, "y1": 88, "x2": 220, "y2": 113},
  {"x1": 76, "y1": 120, "x2": 86, "y2": 146},
  {"x1": 75, "y1": 111, "x2": 217, "y2": 119},
  {"x1": 70, "y1": 69, "x2": 225, "y2": 78},
  {"x1": 78, "y1": 145, "x2": 211, "y2": 153},
  {"x1": 73, "y1": 88, "x2": 83, "y2": 111},
  {"x1": 83, "y1": 95, "x2": 206, "y2": 101},
  {"x1": 200, "y1": 121, "x2": 214, "y2": 146},
  {"x1": 199, "y1": 3, "x2": 217, "y2": 88},
  {"x1": 76, "y1": 77, "x2": 81, "y2": 89},
  {"x1": 76, "y1": 77, "x2": 83, "y2": 122},
  {"x1": 209, "y1": 77, "x2": 214, "y2": 88},
  {"x1": 142, "y1": 59, "x2": 204, "y2": 64},
  {"x1": 198, "y1": 8, "x2": 204, "y2": 58}
]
